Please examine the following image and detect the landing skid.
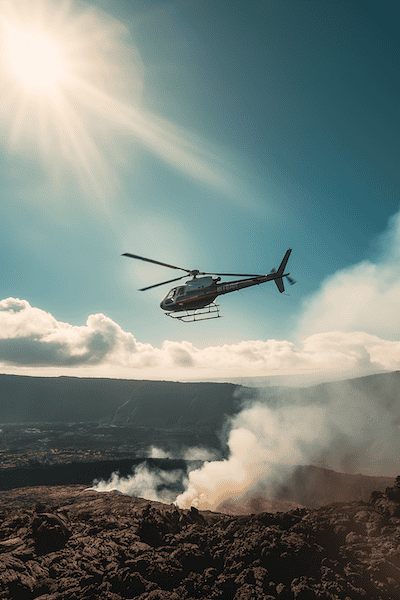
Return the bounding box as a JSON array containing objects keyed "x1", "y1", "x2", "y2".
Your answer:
[{"x1": 166, "y1": 303, "x2": 221, "y2": 322}]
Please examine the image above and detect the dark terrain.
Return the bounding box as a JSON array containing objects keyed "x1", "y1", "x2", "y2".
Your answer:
[
  {"x1": 0, "y1": 420, "x2": 221, "y2": 470},
  {"x1": 1, "y1": 371, "x2": 400, "y2": 597},
  {"x1": 2, "y1": 478, "x2": 400, "y2": 599}
]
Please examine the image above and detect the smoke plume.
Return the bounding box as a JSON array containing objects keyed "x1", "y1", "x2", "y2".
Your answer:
[
  {"x1": 91, "y1": 446, "x2": 219, "y2": 502},
  {"x1": 91, "y1": 462, "x2": 184, "y2": 503},
  {"x1": 90, "y1": 374, "x2": 400, "y2": 511},
  {"x1": 175, "y1": 378, "x2": 400, "y2": 510}
]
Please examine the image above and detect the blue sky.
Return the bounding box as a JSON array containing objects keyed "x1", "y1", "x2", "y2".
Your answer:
[{"x1": 0, "y1": 0, "x2": 399, "y2": 380}]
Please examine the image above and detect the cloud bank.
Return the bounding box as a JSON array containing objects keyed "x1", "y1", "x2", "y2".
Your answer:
[
  {"x1": 297, "y1": 212, "x2": 400, "y2": 341},
  {"x1": 0, "y1": 297, "x2": 399, "y2": 379}
]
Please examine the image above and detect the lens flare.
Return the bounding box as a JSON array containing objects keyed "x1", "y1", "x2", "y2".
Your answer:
[
  {"x1": 0, "y1": 0, "x2": 231, "y2": 198},
  {"x1": 0, "y1": 0, "x2": 140, "y2": 193}
]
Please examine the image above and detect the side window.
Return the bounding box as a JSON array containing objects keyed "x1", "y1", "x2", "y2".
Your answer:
[{"x1": 177, "y1": 287, "x2": 185, "y2": 296}]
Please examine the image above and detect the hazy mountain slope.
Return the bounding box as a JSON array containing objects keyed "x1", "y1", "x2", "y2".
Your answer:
[
  {"x1": 217, "y1": 464, "x2": 394, "y2": 513},
  {"x1": 0, "y1": 371, "x2": 399, "y2": 432},
  {"x1": 0, "y1": 375, "x2": 246, "y2": 428},
  {"x1": 251, "y1": 370, "x2": 400, "y2": 412}
]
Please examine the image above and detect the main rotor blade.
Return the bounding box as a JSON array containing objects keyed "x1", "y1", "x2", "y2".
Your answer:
[
  {"x1": 122, "y1": 253, "x2": 191, "y2": 273},
  {"x1": 205, "y1": 272, "x2": 264, "y2": 277},
  {"x1": 139, "y1": 275, "x2": 187, "y2": 292}
]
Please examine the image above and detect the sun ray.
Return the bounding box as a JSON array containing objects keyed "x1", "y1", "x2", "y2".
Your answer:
[{"x1": 0, "y1": 0, "x2": 233, "y2": 200}]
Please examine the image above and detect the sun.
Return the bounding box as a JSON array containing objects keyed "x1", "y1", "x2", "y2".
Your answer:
[
  {"x1": 2, "y1": 21, "x2": 67, "y2": 93},
  {"x1": 0, "y1": 0, "x2": 144, "y2": 193}
]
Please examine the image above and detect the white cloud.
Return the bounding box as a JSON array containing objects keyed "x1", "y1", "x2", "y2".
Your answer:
[
  {"x1": 0, "y1": 297, "x2": 399, "y2": 378},
  {"x1": 297, "y1": 212, "x2": 400, "y2": 341},
  {"x1": 302, "y1": 331, "x2": 400, "y2": 372},
  {"x1": 0, "y1": 297, "x2": 137, "y2": 366}
]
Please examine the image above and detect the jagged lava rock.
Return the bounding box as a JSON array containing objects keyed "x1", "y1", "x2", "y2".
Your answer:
[{"x1": 1, "y1": 483, "x2": 400, "y2": 598}]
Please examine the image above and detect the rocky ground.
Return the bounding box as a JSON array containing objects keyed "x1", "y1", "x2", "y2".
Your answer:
[{"x1": 2, "y1": 480, "x2": 400, "y2": 599}]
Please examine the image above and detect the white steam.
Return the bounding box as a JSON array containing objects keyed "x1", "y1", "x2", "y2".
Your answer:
[
  {"x1": 91, "y1": 463, "x2": 183, "y2": 503},
  {"x1": 148, "y1": 446, "x2": 173, "y2": 459},
  {"x1": 90, "y1": 376, "x2": 400, "y2": 511},
  {"x1": 183, "y1": 447, "x2": 218, "y2": 462},
  {"x1": 175, "y1": 380, "x2": 400, "y2": 510},
  {"x1": 91, "y1": 446, "x2": 218, "y2": 502},
  {"x1": 147, "y1": 445, "x2": 216, "y2": 461},
  {"x1": 176, "y1": 403, "x2": 324, "y2": 510}
]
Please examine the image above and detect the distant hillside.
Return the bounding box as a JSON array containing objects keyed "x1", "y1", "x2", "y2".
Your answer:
[
  {"x1": 1, "y1": 370, "x2": 400, "y2": 432},
  {"x1": 217, "y1": 464, "x2": 394, "y2": 512},
  {"x1": 243, "y1": 371, "x2": 400, "y2": 416},
  {"x1": 0, "y1": 374, "x2": 251, "y2": 430},
  {"x1": 203, "y1": 368, "x2": 389, "y2": 388}
]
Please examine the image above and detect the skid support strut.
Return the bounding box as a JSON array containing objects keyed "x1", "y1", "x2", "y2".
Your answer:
[{"x1": 166, "y1": 303, "x2": 221, "y2": 322}]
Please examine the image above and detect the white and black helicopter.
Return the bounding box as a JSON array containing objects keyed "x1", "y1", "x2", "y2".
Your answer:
[{"x1": 122, "y1": 249, "x2": 295, "y2": 322}]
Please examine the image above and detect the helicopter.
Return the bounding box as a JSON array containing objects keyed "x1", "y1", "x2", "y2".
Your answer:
[{"x1": 122, "y1": 248, "x2": 295, "y2": 322}]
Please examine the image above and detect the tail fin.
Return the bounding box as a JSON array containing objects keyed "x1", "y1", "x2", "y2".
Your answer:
[
  {"x1": 274, "y1": 248, "x2": 292, "y2": 293},
  {"x1": 277, "y1": 248, "x2": 291, "y2": 276}
]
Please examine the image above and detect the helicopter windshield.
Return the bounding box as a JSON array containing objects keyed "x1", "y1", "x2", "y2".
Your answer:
[{"x1": 166, "y1": 286, "x2": 186, "y2": 299}]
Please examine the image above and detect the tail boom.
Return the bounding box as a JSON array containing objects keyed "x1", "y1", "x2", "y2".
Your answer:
[{"x1": 215, "y1": 248, "x2": 294, "y2": 297}]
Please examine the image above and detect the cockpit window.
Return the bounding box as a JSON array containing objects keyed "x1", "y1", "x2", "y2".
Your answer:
[{"x1": 165, "y1": 287, "x2": 186, "y2": 301}]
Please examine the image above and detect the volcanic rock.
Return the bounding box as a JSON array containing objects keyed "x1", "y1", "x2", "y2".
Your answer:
[{"x1": 1, "y1": 483, "x2": 400, "y2": 598}]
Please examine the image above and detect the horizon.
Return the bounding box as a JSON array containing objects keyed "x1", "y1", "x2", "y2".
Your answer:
[{"x1": 0, "y1": 365, "x2": 394, "y2": 389}]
